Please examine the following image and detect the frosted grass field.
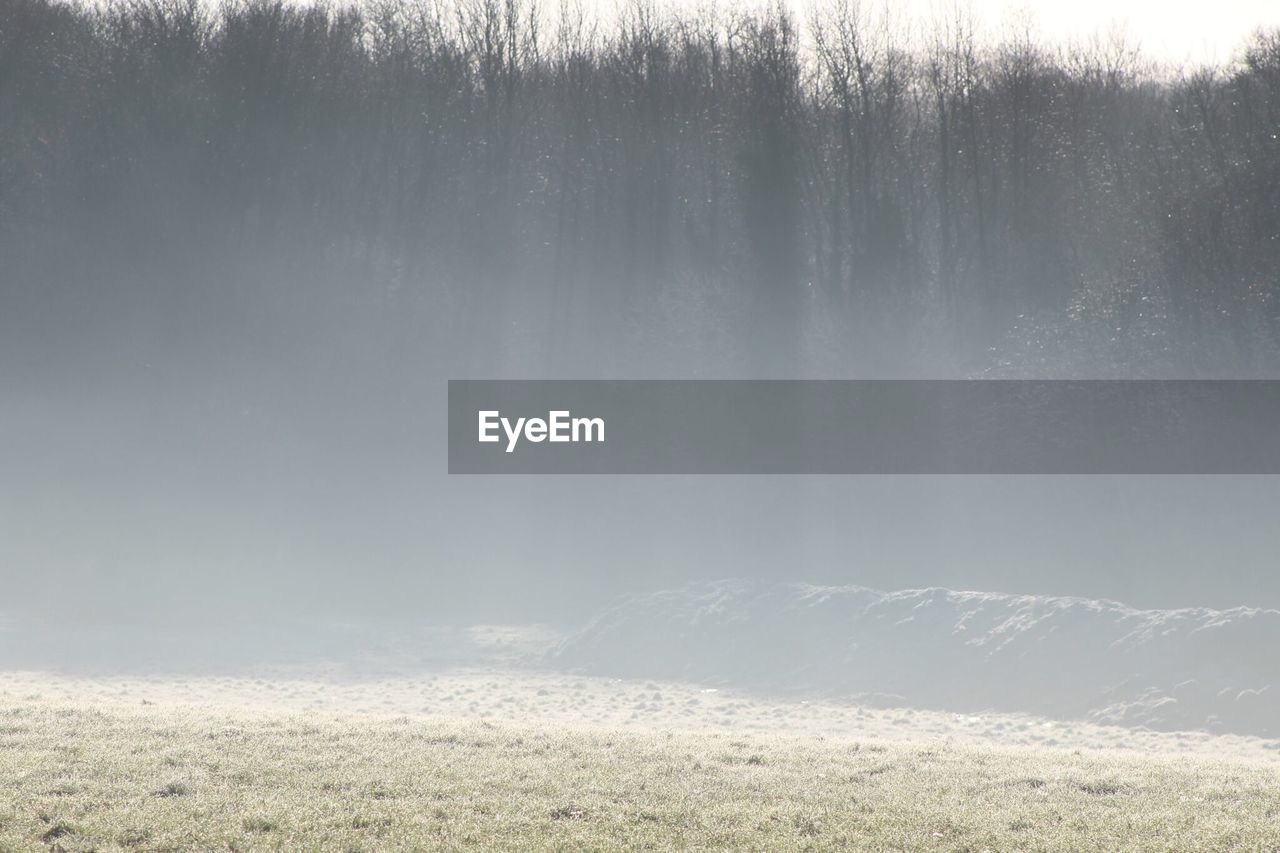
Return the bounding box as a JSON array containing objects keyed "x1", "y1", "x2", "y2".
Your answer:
[{"x1": 2, "y1": 671, "x2": 1279, "y2": 850}]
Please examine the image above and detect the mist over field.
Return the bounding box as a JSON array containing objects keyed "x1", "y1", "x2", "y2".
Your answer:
[
  {"x1": 4, "y1": 0, "x2": 1280, "y2": 627},
  {"x1": 4, "y1": 0, "x2": 1280, "y2": 846},
  {"x1": 3, "y1": 8, "x2": 1280, "y2": 846}
]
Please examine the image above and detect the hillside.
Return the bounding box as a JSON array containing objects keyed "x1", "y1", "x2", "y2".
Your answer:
[{"x1": 552, "y1": 581, "x2": 1280, "y2": 736}]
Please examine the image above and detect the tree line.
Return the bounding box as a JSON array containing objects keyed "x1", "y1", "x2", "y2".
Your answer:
[{"x1": 3, "y1": 0, "x2": 1278, "y2": 378}]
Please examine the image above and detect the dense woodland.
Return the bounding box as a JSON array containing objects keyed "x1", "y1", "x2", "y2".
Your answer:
[{"x1": 3, "y1": 0, "x2": 1279, "y2": 379}]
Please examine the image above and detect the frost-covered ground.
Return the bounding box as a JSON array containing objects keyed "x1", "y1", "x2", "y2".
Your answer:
[
  {"x1": 5, "y1": 689, "x2": 1280, "y2": 851},
  {"x1": 552, "y1": 581, "x2": 1280, "y2": 737},
  {"x1": 4, "y1": 669, "x2": 1276, "y2": 763}
]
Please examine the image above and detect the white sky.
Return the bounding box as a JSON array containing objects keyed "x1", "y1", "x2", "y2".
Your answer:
[
  {"x1": 640, "y1": 0, "x2": 1280, "y2": 66},
  {"x1": 942, "y1": 0, "x2": 1280, "y2": 65}
]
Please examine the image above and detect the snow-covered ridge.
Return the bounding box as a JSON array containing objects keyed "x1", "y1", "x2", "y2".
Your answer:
[{"x1": 551, "y1": 580, "x2": 1280, "y2": 736}]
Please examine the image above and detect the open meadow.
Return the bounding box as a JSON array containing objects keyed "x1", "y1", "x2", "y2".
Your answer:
[{"x1": 2, "y1": 670, "x2": 1278, "y2": 851}]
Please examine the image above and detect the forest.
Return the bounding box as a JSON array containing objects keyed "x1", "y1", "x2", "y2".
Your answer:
[{"x1": 3, "y1": 0, "x2": 1279, "y2": 385}]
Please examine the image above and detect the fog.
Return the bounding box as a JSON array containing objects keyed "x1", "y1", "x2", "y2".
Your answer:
[{"x1": 2, "y1": 0, "x2": 1279, "y2": 728}]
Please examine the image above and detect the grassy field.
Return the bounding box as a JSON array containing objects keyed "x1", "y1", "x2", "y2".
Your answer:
[{"x1": 3, "y1": 677, "x2": 1280, "y2": 851}]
